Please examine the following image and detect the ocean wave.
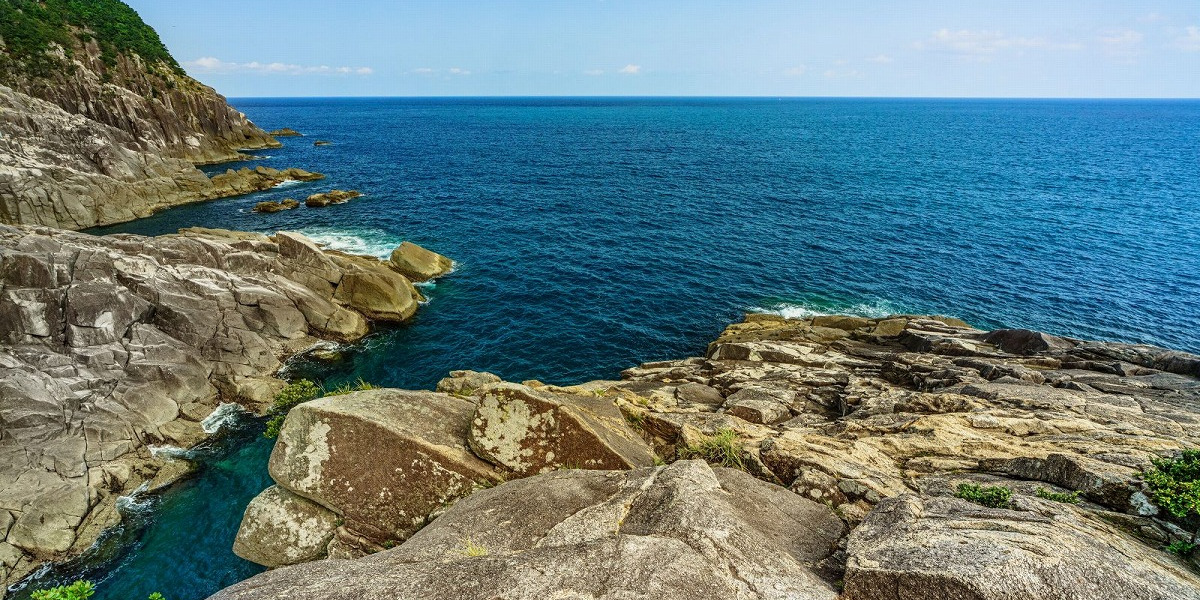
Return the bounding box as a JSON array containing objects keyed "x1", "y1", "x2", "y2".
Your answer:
[
  {"x1": 752, "y1": 298, "x2": 906, "y2": 320},
  {"x1": 272, "y1": 179, "x2": 302, "y2": 188},
  {"x1": 115, "y1": 482, "x2": 155, "y2": 515},
  {"x1": 301, "y1": 226, "x2": 404, "y2": 259},
  {"x1": 201, "y1": 402, "x2": 247, "y2": 434}
]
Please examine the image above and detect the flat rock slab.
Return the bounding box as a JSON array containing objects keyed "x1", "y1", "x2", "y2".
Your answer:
[
  {"x1": 844, "y1": 494, "x2": 1200, "y2": 600},
  {"x1": 211, "y1": 461, "x2": 845, "y2": 600}
]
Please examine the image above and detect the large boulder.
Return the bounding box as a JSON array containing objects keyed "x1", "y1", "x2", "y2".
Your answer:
[
  {"x1": 264, "y1": 389, "x2": 501, "y2": 545},
  {"x1": 467, "y1": 382, "x2": 657, "y2": 475},
  {"x1": 388, "y1": 241, "x2": 454, "y2": 281},
  {"x1": 232, "y1": 485, "x2": 339, "y2": 568},
  {"x1": 844, "y1": 494, "x2": 1200, "y2": 600},
  {"x1": 211, "y1": 461, "x2": 845, "y2": 600}
]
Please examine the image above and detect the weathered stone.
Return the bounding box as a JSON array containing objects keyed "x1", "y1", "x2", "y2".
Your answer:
[
  {"x1": 212, "y1": 461, "x2": 845, "y2": 600},
  {"x1": 269, "y1": 128, "x2": 303, "y2": 137},
  {"x1": 267, "y1": 389, "x2": 500, "y2": 545},
  {"x1": 985, "y1": 328, "x2": 1075, "y2": 354},
  {"x1": 435, "y1": 370, "x2": 502, "y2": 396},
  {"x1": 388, "y1": 241, "x2": 454, "y2": 281},
  {"x1": 467, "y1": 382, "x2": 656, "y2": 475},
  {"x1": 844, "y1": 494, "x2": 1200, "y2": 600},
  {"x1": 233, "y1": 485, "x2": 339, "y2": 568},
  {"x1": 304, "y1": 190, "x2": 362, "y2": 208},
  {"x1": 253, "y1": 199, "x2": 300, "y2": 213}
]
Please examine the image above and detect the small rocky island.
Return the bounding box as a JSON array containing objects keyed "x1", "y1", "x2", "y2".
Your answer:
[{"x1": 216, "y1": 314, "x2": 1200, "y2": 599}]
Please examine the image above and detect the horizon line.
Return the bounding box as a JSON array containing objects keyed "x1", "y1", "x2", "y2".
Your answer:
[{"x1": 225, "y1": 94, "x2": 1200, "y2": 101}]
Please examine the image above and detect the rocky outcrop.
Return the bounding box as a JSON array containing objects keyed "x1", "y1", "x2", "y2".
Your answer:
[
  {"x1": 215, "y1": 460, "x2": 846, "y2": 600},
  {"x1": 253, "y1": 199, "x2": 300, "y2": 213},
  {"x1": 268, "y1": 129, "x2": 303, "y2": 137},
  {"x1": 304, "y1": 190, "x2": 362, "y2": 208},
  {"x1": 0, "y1": 1, "x2": 332, "y2": 230},
  {"x1": 225, "y1": 312, "x2": 1200, "y2": 597},
  {"x1": 388, "y1": 241, "x2": 454, "y2": 282},
  {"x1": 0, "y1": 224, "x2": 450, "y2": 588}
]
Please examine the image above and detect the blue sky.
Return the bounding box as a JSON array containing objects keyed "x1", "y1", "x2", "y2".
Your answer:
[{"x1": 126, "y1": 1, "x2": 1200, "y2": 97}]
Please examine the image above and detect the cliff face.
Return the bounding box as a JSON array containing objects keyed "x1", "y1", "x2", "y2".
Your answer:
[{"x1": 0, "y1": 0, "x2": 285, "y2": 229}]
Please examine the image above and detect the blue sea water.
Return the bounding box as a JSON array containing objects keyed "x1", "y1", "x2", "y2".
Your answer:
[{"x1": 19, "y1": 97, "x2": 1200, "y2": 600}]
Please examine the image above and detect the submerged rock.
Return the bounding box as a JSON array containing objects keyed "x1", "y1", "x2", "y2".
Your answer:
[
  {"x1": 388, "y1": 241, "x2": 454, "y2": 281},
  {"x1": 213, "y1": 461, "x2": 846, "y2": 600},
  {"x1": 269, "y1": 128, "x2": 303, "y2": 137},
  {"x1": 313, "y1": 140, "x2": 332, "y2": 146}
]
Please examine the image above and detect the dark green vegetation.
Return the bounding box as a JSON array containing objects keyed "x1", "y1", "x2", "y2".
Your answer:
[
  {"x1": 1165, "y1": 540, "x2": 1196, "y2": 557},
  {"x1": 1035, "y1": 487, "x2": 1081, "y2": 504},
  {"x1": 30, "y1": 580, "x2": 165, "y2": 600},
  {"x1": 0, "y1": 0, "x2": 180, "y2": 78},
  {"x1": 954, "y1": 483, "x2": 1013, "y2": 509},
  {"x1": 1144, "y1": 450, "x2": 1200, "y2": 520},
  {"x1": 262, "y1": 379, "x2": 379, "y2": 439}
]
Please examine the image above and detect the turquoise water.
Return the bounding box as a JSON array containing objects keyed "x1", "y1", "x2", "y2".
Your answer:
[{"x1": 22, "y1": 97, "x2": 1200, "y2": 600}]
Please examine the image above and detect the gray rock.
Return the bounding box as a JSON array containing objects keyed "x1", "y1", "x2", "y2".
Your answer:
[
  {"x1": 233, "y1": 486, "x2": 339, "y2": 568},
  {"x1": 211, "y1": 461, "x2": 845, "y2": 600}
]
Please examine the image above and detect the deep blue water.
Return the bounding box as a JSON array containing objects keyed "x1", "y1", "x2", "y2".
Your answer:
[{"x1": 23, "y1": 97, "x2": 1200, "y2": 600}]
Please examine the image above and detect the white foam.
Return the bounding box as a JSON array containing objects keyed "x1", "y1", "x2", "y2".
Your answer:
[
  {"x1": 201, "y1": 402, "x2": 247, "y2": 434},
  {"x1": 273, "y1": 179, "x2": 303, "y2": 188},
  {"x1": 301, "y1": 226, "x2": 404, "y2": 259},
  {"x1": 752, "y1": 299, "x2": 904, "y2": 320},
  {"x1": 115, "y1": 482, "x2": 153, "y2": 514},
  {"x1": 148, "y1": 445, "x2": 193, "y2": 460}
]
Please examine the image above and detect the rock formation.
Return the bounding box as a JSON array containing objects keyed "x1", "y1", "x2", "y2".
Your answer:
[
  {"x1": 268, "y1": 129, "x2": 303, "y2": 137},
  {"x1": 253, "y1": 199, "x2": 301, "y2": 213},
  {"x1": 0, "y1": 224, "x2": 450, "y2": 589},
  {"x1": 217, "y1": 460, "x2": 846, "y2": 600},
  {"x1": 0, "y1": 0, "x2": 326, "y2": 230},
  {"x1": 304, "y1": 190, "x2": 362, "y2": 208},
  {"x1": 224, "y1": 313, "x2": 1200, "y2": 599},
  {"x1": 389, "y1": 241, "x2": 454, "y2": 282}
]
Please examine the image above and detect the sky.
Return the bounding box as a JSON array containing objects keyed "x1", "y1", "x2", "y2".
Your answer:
[{"x1": 125, "y1": 1, "x2": 1200, "y2": 98}]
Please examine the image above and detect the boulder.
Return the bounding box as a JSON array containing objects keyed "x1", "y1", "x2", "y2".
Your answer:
[
  {"x1": 269, "y1": 128, "x2": 303, "y2": 137},
  {"x1": 388, "y1": 241, "x2": 454, "y2": 281},
  {"x1": 435, "y1": 370, "x2": 502, "y2": 396},
  {"x1": 844, "y1": 494, "x2": 1200, "y2": 600},
  {"x1": 233, "y1": 485, "x2": 340, "y2": 568},
  {"x1": 985, "y1": 328, "x2": 1075, "y2": 354},
  {"x1": 313, "y1": 140, "x2": 332, "y2": 146},
  {"x1": 211, "y1": 461, "x2": 845, "y2": 600},
  {"x1": 467, "y1": 382, "x2": 657, "y2": 475},
  {"x1": 265, "y1": 389, "x2": 500, "y2": 545}
]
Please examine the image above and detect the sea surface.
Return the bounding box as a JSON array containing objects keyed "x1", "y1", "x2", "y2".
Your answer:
[{"x1": 16, "y1": 97, "x2": 1200, "y2": 600}]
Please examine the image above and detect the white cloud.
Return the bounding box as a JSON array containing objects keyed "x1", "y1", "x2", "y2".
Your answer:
[
  {"x1": 619, "y1": 64, "x2": 641, "y2": 74},
  {"x1": 1100, "y1": 30, "x2": 1143, "y2": 46},
  {"x1": 448, "y1": 67, "x2": 472, "y2": 75},
  {"x1": 866, "y1": 54, "x2": 894, "y2": 64},
  {"x1": 1179, "y1": 26, "x2": 1200, "y2": 51},
  {"x1": 185, "y1": 57, "x2": 373, "y2": 76},
  {"x1": 915, "y1": 29, "x2": 1078, "y2": 59}
]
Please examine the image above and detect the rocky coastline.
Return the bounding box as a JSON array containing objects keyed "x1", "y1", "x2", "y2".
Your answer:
[
  {"x1": 215, "y1": 314, "x2": 1200, "y2": 599},
  {"x1": 0, "y1": 224, "x2": 454, "y2": 591}
]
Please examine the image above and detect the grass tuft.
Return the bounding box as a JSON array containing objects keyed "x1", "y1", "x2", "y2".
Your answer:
[
  {"x1": 955, "y1": 483, "x2": 1013, "y2": 509},
  {"x1": 679, "y1": 429, "x2": 747, "y2": 471}
]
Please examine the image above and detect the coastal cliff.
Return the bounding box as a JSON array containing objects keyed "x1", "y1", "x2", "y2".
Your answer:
[
  {"x1": 0, "y1": 0, "x2": 304, "y2": 229},
  {"x1": 219, "y1": 314, "x2": 1200, "y2": 599},
  {"x1": 0, "y1": 224, "x2": 453, "y2": 590}
]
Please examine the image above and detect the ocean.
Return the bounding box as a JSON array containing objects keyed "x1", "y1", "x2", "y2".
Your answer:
[{"x1": 17, "y1": 97, "x2": 1200, "y2": 600}]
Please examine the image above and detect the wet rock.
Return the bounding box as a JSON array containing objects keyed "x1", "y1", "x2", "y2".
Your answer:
[
  {"x1": 305, "y1": 189, "x2": 362, "y2": 208},
  {"x1": 313, "y1": 140, "x2": 332, "y2": 146},
  {"x1": 269, "y1": 128, "x2": 303, "y2": 137},
  {"x1": 252, "y1": 199, "x2": 300, "y2": 213}
]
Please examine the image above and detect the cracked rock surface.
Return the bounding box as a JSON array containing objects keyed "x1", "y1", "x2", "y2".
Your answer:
[{"x1": 0, "y1": 224, "x2": 440, "y2": 588}]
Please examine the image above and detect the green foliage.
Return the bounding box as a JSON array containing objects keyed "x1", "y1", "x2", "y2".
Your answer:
[
  {"x1": 30, "y1": 581, "x2": 95, "y2": 600},
  {"x1": 0, "y1": 0, "x2": 181, "y2": 80},
  {"x1": 262, "y1": 379, "x2": 322, "y2": 439},
  {"x1": 679, "y1": 429, "x2": 747, "y2": 471},
  {"x1": 324, "y1": 378, "x2": 380, "y2": 397},
  {"x1": 1035, "y1": 487, "x2": 1081, "y2": 504},
  {"x1": 1144, "y1": 450, "x2": 1200, "y2": 520},
  {"x1": 1165, "y1": 540, "x2": 1197, "y2": 557},
  {"x1": 955, "y1": 483, "x2": 1013, "y2": 509}
]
